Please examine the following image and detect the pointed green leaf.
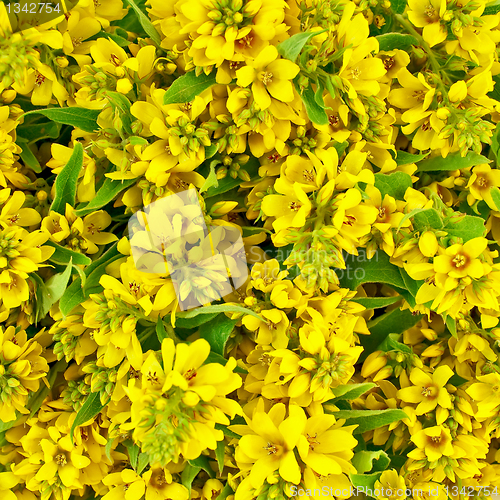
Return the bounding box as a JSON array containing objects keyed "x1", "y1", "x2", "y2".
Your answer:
[
  {"x1": 417, "y1": 151, "x2": 490, "y2": 172},
  {"x1": 328, "y1": 409, "x2": 407, "y2": 434},
  {"x1": 277, "y1": 30, "x2": 327, "y2": 61},
  {"x1": 296, "y1": 81, "x2": 328, "y2": 125},
  {"x1": 75, "y1": 178, "x2": 136, "y2": 216},
  {"x1": 330, "y1": 383, "x2": 376, "y2": 402},
  {"x1": 51, "y1": 142, "x2": 84, "y2": 214},
  {"x1": 46, "y1": 241, "x2": 92, "y2": 266},
  {"x1": 124, "y1": 0, "x2": 161, "y2": 46},
  {"x1": 22, "y1": 108, "x2": 100, "y2": 133},
  {"x1": 163, "y1": 71, "x2": 217, "y2": 105},
  {"x1": 215, "y1": 441, "x2": 225, "y2": 475},
  {"x1": 71, "y1": 392, "x2": 107, "y2": 443},
  {"x1": 349, "y1": 296, "x2": 401, "y2": 309},
  {"x1": 199, "y1": 314, "x2": 238, "y2": 356},
  {"x1": 176, "y1": 303, "x2": 262, "y2": 321}
]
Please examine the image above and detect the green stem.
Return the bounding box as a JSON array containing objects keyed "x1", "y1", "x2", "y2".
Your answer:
[{"x1": 394, "y1": 14, "x2": 451, "y2": 89}]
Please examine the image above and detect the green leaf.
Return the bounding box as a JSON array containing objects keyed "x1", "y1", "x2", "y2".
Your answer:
[
  {"x1": 215, "y1": 423, "x2": 241, "y2": 439},
  {"x1": 491, "y1": 186, "x2": 500, "y2": 211},
  {"x1": 484, "y1": 0, "x2": 500, "y2": 16},
  {"x1": 200, "y1": 159, "x2": 220, "y2": 194},
  {"x1": 37, "y1": 260, "x2": 74, "y2": 320},
  {"x1": 391, "y1": 0, "x2": 407, "y2": 14},
  {"x1": 71, "y1": 392, "x2": 107, "y2": 443},
  {"x1": 443, "y1": 214, "x2": 486, "y2": 241},
  {"x1": 395, "y1": 150, "x2": 428, "y2": 166},
  {"x1": 175, "y1": 312, "x2": 220, "y2": 329},
  {"x1": 60, "y1": 243, "x2": 122, "y2": 317},
  {"x1": 277, "y1": 30, "x2": 327, "y2": 61},
  {"x1": 350, "y1": 472, "x2": 383, "y2": 497},
  {"x1": 446, "y1": 315, "x2": 457, "y2": 338},
  {"x1": 75, "y1": 178, "x2": 136, "y2": 216},
  {"x1": 352, "y1": 450, "x2": 391, "y2": 474},
  {"x1": 123, "y1": 440, "x2": 140, "y2": 470},
  {"x1": 216, "y1": 484, "x2": 234, "y2": 500},
  {"x1": 137, "y1": 453, "x2": 149, "y2": 474},
  {"x1": 361, "y1": 307, "x2": 422, "y2": 360},
  {"x1": 163, "y1": 71, "x2": 217, "y2": 105},
  {"x1": 176, "y1": 303, "x2": 262, "y2": 321},
  {"x1": 129, "y1": 136, "x2": 149, "y2": 146},
  {"x1": 156, "y1": 317, "x2": 170, "y2": 343},
  {"x1": 46, "y1": 241, "x2": 92, "y2": 266},
  {"x1": 181, "y1": 463, "x2": 201, "y2": 494},
  {"x1": 17, "y1": 120, "x2": 61, "y2": 144},
  {"x1": 412, "y1": 208, "x2": 443, "y2": 231},
  {"x1": 18, "y1": 138, "x2": 41, "y2": 173},
  {"x1": 331, "y1": 383, "x2": 376, "y2": 402},
  {"x1": 215, "y1": 440, "x2": 225, "y2": 475},
  {"x1": 328, "y1": 409, "x2": 407, "y2": 434},
  {"x1": 199, "y1": 314, "x2": 238, "y2": 356},
  {"x1": 51, "y1": 142, "x2": 84, "y2": 214},
  {"x1": 376, "y1": 33, "x2": 417, "y2": 52},
  {"x1": 295, "y1": 81, "x2": 328, "y2": 125},
  {"x1": 349, "y1": 296, "x2": 401, "y2": 309},
  {"x1": 104, "y1": 437, "x2": 116, "y2": 460},
  {"x1": 374, "y1": 172, "x2": 412, "y2": 200},
  {"x1": 188, "y1": 455, "x2": 216, "y2": 478},
  {"x1": 22, "y1": 108, "x2": 100, "y2": 133},
  {"x1": 123, "y1": 0, "x2": 161, "y2": 46},
  {"x1": 338, "y1": 250, "x2": 406, "y2": 291},
  {"x1": 417, "y1": 151, "x2": 490, "y2": 172},
  {"x1": 0, "y1": 419, "x2": 19, "y2": 447},
  {"x1": 60, "y1": 281, "x2": 84, "y2": 318}
]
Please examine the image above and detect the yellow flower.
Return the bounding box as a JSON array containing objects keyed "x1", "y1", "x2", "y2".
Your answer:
[
  {"x1": 409, "y1": 425, "x2": 454, "y2": 462},
  {"x1": 297, "y1": 412, "x2": 357, "y2": 476},
  {"x1": 466, "y1": 164, "x2": 500, "y2": 210},
  {"x1": 35, "y1": 427, "x2": 91, "y2": 490},
  {"x1": 236, "y1": 45, "x2": 300, "y2": 110},
  {"x1": 374, "y1": 470, "x2": 407, "y2": 500},
  {"x1": 397, "y1": 365, "x2": 454, "y2": 415},
  {"x1": 261, "y1": 182, "x2": 312, "y2": 233},
  {"x1": 466, "y1": 372, "x2": 500, "y2": 419},
  {"x1": 0, "y1": 326, "x2": 49, "y2": 422},
  {"x1": 407, "y1": 0, "x2": 447, "y2": 47},
  {"x1": 242, "y1": 309, "x2": 290, "y2": 348},
  {"x1": 102, "y1": 469, "x2": 145, "y2": 500},
  {"x1": 142, "y1": 467, "x2": 189, "y2": 500},
  {"x1": 234, "y1": 402, "x2": 307, "y2": 489}
]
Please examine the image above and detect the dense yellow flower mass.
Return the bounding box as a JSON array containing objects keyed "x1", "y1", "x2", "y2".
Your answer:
[{"x1": 1, "y1": 0, "x2": 500, "y2": 499}]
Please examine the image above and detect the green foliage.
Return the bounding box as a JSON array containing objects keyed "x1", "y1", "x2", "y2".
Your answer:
[
  {"x1": 163, "y1": 71, "x2": 217, "y2": 105},
  {"x1": 22, "y1": 108, "x2": 100, "y2": 133},
  {"x1": 51, "y1": 142, "x2": 84, "y2": 214}
]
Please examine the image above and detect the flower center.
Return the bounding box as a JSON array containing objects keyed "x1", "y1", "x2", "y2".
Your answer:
[
  {"x1": 55, "y1": 453, "x2": 67, "y2": 465},
  {"x1": 452, "y1": 253, "x2": 467, "y2": 268},
  {"x1": 261, "y1": 72, "x2": 273, "y2": 85}
]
